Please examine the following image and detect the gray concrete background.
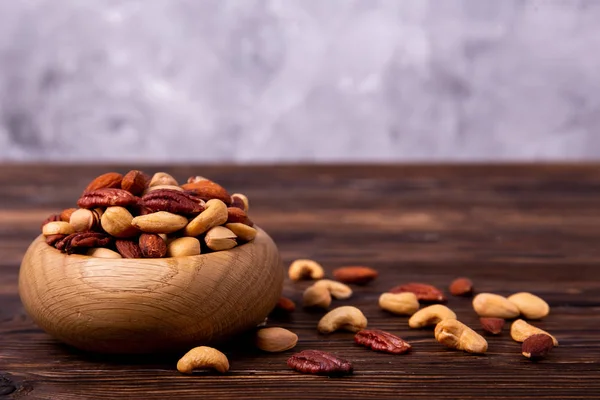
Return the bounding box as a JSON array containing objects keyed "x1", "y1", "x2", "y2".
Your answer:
[{"x1": 1, "y1": 0, "x2": 599, "y2": 163}]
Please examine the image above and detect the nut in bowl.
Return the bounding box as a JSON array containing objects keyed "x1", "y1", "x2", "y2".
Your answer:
[{"x1": 19, "y1": 171, "x2": 284, "y2": 354}]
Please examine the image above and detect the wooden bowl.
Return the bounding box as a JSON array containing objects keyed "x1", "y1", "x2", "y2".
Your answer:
[{"x1": 18, "y1": 228, "x2": 283, "y2": 354}]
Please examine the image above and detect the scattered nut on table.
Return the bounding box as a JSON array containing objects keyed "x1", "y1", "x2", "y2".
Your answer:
[
  {"x1": 288, "y1": 259, "x2": 325, "y2": 281},
  {"x1": 408, "y1": 304, "x2": 456, "y2": 328},
  {"x1": 434, "y1": 319, "x2": 488, "y2": 354},
  {"x1": 318, "y1": 306, "x2": 368, "y2": 334},
  {"x1": 177, "y1": 346, "x2": 229, "y2": 374}
]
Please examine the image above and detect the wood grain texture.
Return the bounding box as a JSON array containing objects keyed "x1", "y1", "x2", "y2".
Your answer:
[
  {"x1": 19, "y1": 230, "x2": 282, "y2": 354},
  {"x1": 0, "y1": 164, "x2": 599, "y2": 399}
]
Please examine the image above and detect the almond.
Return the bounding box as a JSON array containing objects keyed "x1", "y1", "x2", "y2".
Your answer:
[
  {"x1": 449, "y1": 277, "x2": 473, "y2": 296},
  {"x1": 389, "y1": 282, "x2": 446, "y2": 303},
  {"x1": 84, "y1": 172, "x2": 123, "y2": 192},
  {"x1": 181, "y1": 180, "x2": 231, "y2": 205},
  {"x1": 274, "y1": 296, "x2": 296, "y2": 313},
  {"x1": 479, "y1": 317, "x2": 505, "y2": 335},
  {"x1": 59, "y1": 208, "x2": 77, "y2": 222},
  {"x1": 121, "y1": 170, "x2": 150, "y2": 195},
  {"x1": 522, "y1": 333, "x2": 554, "y2": 360},
  {"x1": 115, "y1": 239, "x2": 143, "y2": 258},
  {"x1": 139, "y1": 233, "x2": 167, "y2": 258},
  {"x1": 333, "y1": 266, "x2": 378, "y2": 285}
]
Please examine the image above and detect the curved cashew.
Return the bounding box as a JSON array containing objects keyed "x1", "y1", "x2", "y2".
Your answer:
[
  {"x1": 184, "y1": 199, "x2": 228, "y2": 237},
  {"x1": 435, "y1": 319, "x2": 488, "y2": 354},
  {"x1": 510, "y1": 319, "x2": 558, "y2": 346},
  {"x1": 288, "y1": 259, "x2": 325, "y2": 281},
  {"x1": 303, "y1": 284, "x2": 331, "y2": 309},
  {"x1": 314, "y1": 279, "x2": 352, "y2": 300},
  {"x1": 177, "y1": 346, "x2": 229, "y2": 374},
  {"x1": 472, "y1": 293, "x2": 520, "y2": 319},
  {"x1": 379, "y1": 292, "x2": 420, "y2": 315},
  {"x1": 317, "y1": 306, "x2": 368, "y2": 334},
  {"x1": 408, "y1": 304, "x2": 456, "y2": 328},
  {"x1": 303, "y1": 280, "x2": 352, "y2": 309},
  {"x1": 225, "y1": 222, "x2": 257, "y2": 242}
]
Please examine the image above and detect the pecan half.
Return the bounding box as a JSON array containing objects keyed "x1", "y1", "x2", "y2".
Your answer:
[
  {"x1": 287, "y1": 350, "x2": 353, "y2": 376},
  {"x1": 115, "y1": 239, "x2": 143, "y2": 259},
  {"x1": 139, "y1": 233, "x2": 167, "y2": 258},
  {"x1": 84, "y1": 172, "x2": 123, "y2": 192},
  {"x1": 77, "y1": 188, "x2": 138, "y2": 209},
  {"x1": 142, "y1": 189, "x2": 204, "y2": 215},
  {"x1": 41, "y1": 214, "x2": 61, "y2": 229},
  {"x1": 389, "y1": 282, "x2": 446, "y2": 303},
  {"x1": 226, "y1": 207, "x2": 253, "y2": 226},
  {"x1": 121, "y1": 170, "x2": 150, "y2": 195},
  {"x1": 181, "y1": 180, "x2": 231, "y2": 205},
  {"x1": 354, "y1": 329, "x2": 411, "y2": 354},
  {"x1": 56, "y1": 232, "x2": 112, "y2": 254},
  {"x1": 45, "y1": 234, "x2": 67, "y2": 247}
]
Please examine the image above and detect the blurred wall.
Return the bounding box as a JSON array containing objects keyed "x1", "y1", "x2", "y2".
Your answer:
[{"x1": 1, "y1": 0, "x2": 599, "y2": 163}]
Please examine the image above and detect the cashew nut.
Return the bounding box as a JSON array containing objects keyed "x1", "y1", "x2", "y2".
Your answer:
[
  {"x1": 507, "y1": 292, "x2": 550, "y2": 320},
  {"x1": 288, "y1": 259, "x2": 325, "y2": 281},
  {"x1": 408, "y1": 304, "x2": 456, "y2": 328},
  {"x1": 435, "y1": 319, "x2": 488, "y2": 354},
  {"x1": 225, "y1": 222, "x2": 257, "y2": 242},
  {"x1": 303, "y1": 280, "x2": 352, "y2": 309},
  {"x1": 510, "y1": 319, "x2": 558, "y2": 346},
  {"x1": 184, "y1": 199, "x2": 228, "y2": 237},
  {"x1": 314, "y1": 279, "x2": 352, "y2": 300},
  {"x1": 379, "y1": 292, "x2": 420, "y2": 315},
  {"x1": 303, "y1": 284, "x2": 332, "y2": 309},
  {"x1": 472, "y1": 293, "x2": 520, "y2": 319},
  {"x1": 317, "y1": 306, "x2": 368, "y2": 334},
  {"x1": 176, "y1": 346, "x2": 229, "y2": 374}
]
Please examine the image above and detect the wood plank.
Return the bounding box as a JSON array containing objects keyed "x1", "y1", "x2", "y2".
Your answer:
[{"x1": 0, "y1": 165, "x2": 599, "y2": 399}]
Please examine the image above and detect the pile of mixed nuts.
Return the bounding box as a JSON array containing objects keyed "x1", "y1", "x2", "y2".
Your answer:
[
  {"x1": 40, "y1": 171, "x2": 254, "y2": 258},
  {"x1": 177, "y1": 261, "x2": 557, "y2": 376}
]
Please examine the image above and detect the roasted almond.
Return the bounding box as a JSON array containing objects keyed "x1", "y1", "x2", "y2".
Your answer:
[
  {"x1": 479, "y1": 317, "x2": 505, "y2": 335},
  {"x1": 84, "y1": 172, "x2": 123, "y2": 192},
  {"x1": 449, "y1": 277, "x2": 473, "y2": 296},
  {"x1": 115, "y1": 239, "x2": 143, "y2": 258},
  {"x1": 59, "y1": 208, "x2": 77, "y2": 222},
  {"x1": 274, "y1": 296, "x2": 296, "y2": 313},
  {"x1": 333, "y1": 266, "x2": 378, "y2": 285},
  {"x1": 226, "y1": 207, "x2": 253, "y2": 226},
  {"x1": 139, "y1": 233, "x2": 167, "y2": 258},
  {"x1": 522, "y1": 333, "x2": 554, "y2": 360},
  {"x1": 389, "y1": 282, "x2": 446, "y2": 303},
  {"x1": 121, "y1": 170, "x2": 150, "y2": 195},
  {"x1": 181, "y1": 180, "x2": 231, "y2": 205}
]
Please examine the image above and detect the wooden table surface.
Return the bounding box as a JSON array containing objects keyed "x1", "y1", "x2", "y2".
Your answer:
[{"x1": 1, "y1": 164, "x2": 599, "y2": 399}]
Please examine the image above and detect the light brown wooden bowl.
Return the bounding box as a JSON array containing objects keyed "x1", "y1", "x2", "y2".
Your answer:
[{"x1": 19, "y1": 228, "x2": 283, "y2": 354}]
